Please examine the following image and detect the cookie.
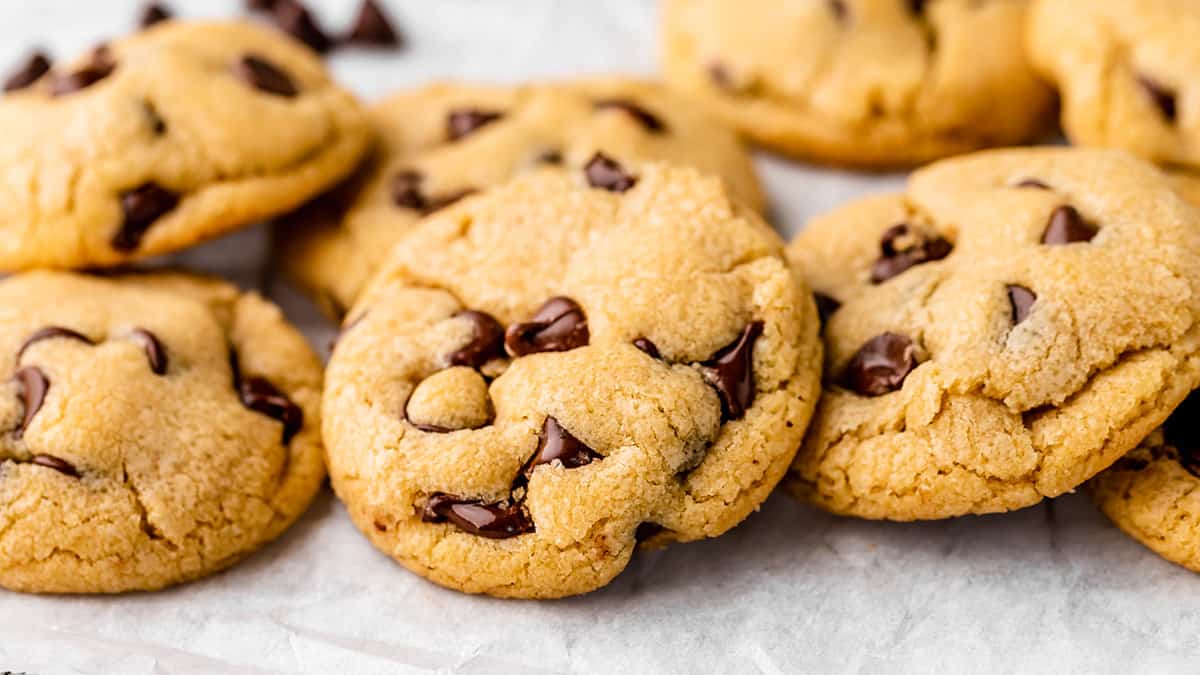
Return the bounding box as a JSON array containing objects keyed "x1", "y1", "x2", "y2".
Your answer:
[
  {"x1": 1091, "y1": 391, "x2": 1200, "y2": 573},
  {"x1": 322, "y1": 162, "x2": 821, "y2": 598},
  {"x1": 275, "y1": 78, "x2": 765, "y2": 319},
  {"x1": 1028, "y1": 0, "x2": 1200, "y2": 189},
  {"x1": 660, "y1": 0, "x2": 1054, "y2": 167},
  {"x1": 0, "y1": 271, "x2": 325, "y2": 593},
  {"x1": 0, "y1": 20, "x2": 370, "y2": 271},
  {"x1": 785, "y1": 148, "x2": 1200, "y2": 520},
  {"x1": 1171, "y1": 172, "x2": 1200, "y2": 209}
]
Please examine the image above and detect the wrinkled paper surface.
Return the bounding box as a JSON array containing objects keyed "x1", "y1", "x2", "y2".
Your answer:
[{"x1": 0, "y1": 1, "x2": 1197, "y2": 673}]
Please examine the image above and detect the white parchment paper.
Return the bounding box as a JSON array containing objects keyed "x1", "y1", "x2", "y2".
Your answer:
[{"x1": 0, "y1": 1, "x2": 1197, "y2": 673}]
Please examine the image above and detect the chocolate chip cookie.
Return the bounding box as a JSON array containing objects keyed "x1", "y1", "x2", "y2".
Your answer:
[
  {"x1": 1091, "y1": 391, "x2": 1200, "y2": 573},
  {"x1": 1029, "y1": 0, "x2": 1200, "y2": 198},
  {"x1": 323, "y1": 162, "x2": 821, "y2": 598},
  {"x1": 660, "y1": 0, "x2": 1055, "y2": 167},
  {"x1": 786, "y1": 148, "x2": 1200, "y2": 520},
  {"x1": 0, "y1": 20, "x2": 370, "y2": 271},
  {"x1": 275, "y1": 79, "x2": 765, "y2": 319},
  {"x1": 0, "y1": 271, "x2": 325, "y2": 593}
]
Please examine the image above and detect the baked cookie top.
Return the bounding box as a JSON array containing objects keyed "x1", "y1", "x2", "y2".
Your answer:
[
  {"x1": 276, "y1": 78, "x2": 765, "y2": 319},
  {"x1": 1029, "y1": 0, "x2": 1200, "y2": 176},
  {"x1": 786, "y1": 148, "x2": 1200, "y2": 520},
  {"x1": 323, "y1": 162, "x2": 821, "y2": 598},
  {"x1": 0, "y1": 20, "x2": 370, "y2": 270},
  {"x1": 0, "y1": 271, "x2": 325, "y2": 593},
  {"x1": 1091, "y1": 391, "x2": 1200, "y2": 573},
  {"x1": 660, "y1": 0, "x2": 1054, "y2": 167}
]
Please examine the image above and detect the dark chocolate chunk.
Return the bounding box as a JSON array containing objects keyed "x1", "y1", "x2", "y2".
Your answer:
[
  {"x1": 1007, "y1": 285, "x2": 1036, "y2": 326},
  {"x1": 842, "y1": 332, "x2": 917, "y2": 397},
  {"x1": 633, "y1": 337, "x2": 661, "y2": 359},
  {"x1": 870, "y1": 223, "x2": 952, "y2": 284},
  {"x1": 814, "y1": 292, "x2": 841, "y2": 325},
  {"x1": 17, "y1": 326, "x2": 94, "y2": 360},
  {"x1": 130, "y1": 328, "x2": 168, "y2": 375},
  {"x1": 273, "y1": 0, "x2": 333, "y2": 53},
  {"x1": 14, "y1": 366, "x2": 49, "y2": 440},
  {"x1": 523, "y1": 416, "x2": 602, "y2": 477},
  {"x1": 3, "y1": 51, "x2": 51, "y2": 92},
  {"x1": 48, "y1": 47, "x2": 116, "y2": 96},
  {"x1": 1041, "y1": 205, "x2": 1097, "y2": 245},
  {"x1": 231, "y1": 352, "x2": 303, "y2": 443},
  {"x1": 447, "y1": 108, "x2": 503, "y2": 141},
  {"x1": 31, "y1": 454, "x2": 78, "y2": 477},
  {"x1": 446, "y1": 310, "x2": 505, "y2": 369},
  {"x1": 422, "y1": 493, "x2": 534, "y2": 539},
  {"x1": 390, "y1": 170, "x2": 426, "y2": 209},
  {"x1": 1138, "y1": 74, "x2": 1177, "y2": 123},
  {"x1": 594, "y1": 99, "x2": 666, "y2": 133},
  {"x1": 700, "y1": 321, "x2": 763, "y2": 420},
  {"x1": 504, "y1": 297, "x2": 589, "y2": 356},
  {"x1": 114, "y1": 183, "x2": 179, "y2": 252},
  {"x1": 537, "y1": 149, "x2": 564, "y2": 165},
  {"x1": 344, "y1": 0, "x2": 403, "y2": 47},
  {"x1": 233, "y1": 54, "x2": 298, "y2": 97},
  {"x1": 584, "y1": 152, "x2": 637, "y2": 193},
  {"x1": 139, "y1": 2, "x2": 172, "y2": 28}
]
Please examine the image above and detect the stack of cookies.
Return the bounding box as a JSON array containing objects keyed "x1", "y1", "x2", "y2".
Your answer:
[{"x1": 0, "y1": 0, "x2": 1197, "y2": 600}]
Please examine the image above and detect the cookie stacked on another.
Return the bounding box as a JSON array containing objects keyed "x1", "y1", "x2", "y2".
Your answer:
[
  {"x1": 785, "y1": 148, "x2": 1200, "y2": 520},
  {"x1": 277, "y1": 79, "x2": 765, "y2": 319},
  {"x1": 323, "y1": 162, "x2": 822, "y2": 598}
]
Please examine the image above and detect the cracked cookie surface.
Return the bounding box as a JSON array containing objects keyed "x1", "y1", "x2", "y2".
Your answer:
[
  {"x1": 1029, "y1": 0, "x2": 1200, "y2": 194},
  {"x1": 1091, "y1": 391, "x2": 1200, "y2": 573},
  {"x1": 786, "y1": 148, "x2": 1200, "y2": 520},
  {"x1": 323, "y1": 162, "x2": 821, "y2": 598},
  {"x1": 276, "y1": 78, "x2": 764, "y2": 319},
  {"x1": 0, "y1": 271, "x2": 325, "y2": 593},
  {"x1": 660, "y1": 0, "x2": 1054, "y2": 167},
  {"x1": 0, "y1": 20, "x2": 370, "y2": 271}
]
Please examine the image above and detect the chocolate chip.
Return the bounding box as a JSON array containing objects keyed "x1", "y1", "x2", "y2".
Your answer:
[
  {"x1": 422, "y1": 493, "x2": 534, "y2": 539},
  {"x1": 17, "y1": 326, "x2": 94, "y2": 360},
  {"x1": 584, "y1": 152, "x2": 637, "y2": 193},
  {"x1": 424, "y1": 188, "x2": 475, "y2": 213},
  {"x1": 633, "y1": 337, "x2": 661, "y2": 359},
  {"x1": 594, "y1": 99, "x2": 666, "y2": 133},
  {"x1": 403, "y1": 407, "x2": 451, "y2": 434},
  {"x1": 1138, "y1": 74, "x2": 1177, "y2": 123},
  {"x1": 31, "y1": 454, "x2": 78, "y2": 477},
  {"x1": 909, "y1": 0, "x2": 926, "y2": 14},
  {"x1": 707, "y1": 62, "x2": 736, "y2": 91},
  {"x1": 700, "y1": 322, "x2": 763, "y2": 420},
  {"x1": 842, "y1": 332, "x2": 917, "y2": 397},
  {"x1": 114, "y1": 182, "x2": 179, "y2": 252},
  {"x1": 1041, "y1": 205, "x2": 1097, "y2": 245},
  {"x1": 142, "y1": 99, "x2": 167, "y2": 135},
  {"x1": 1007, "y1": 285, "x2": 1036, "y2": 325},
  {"x1": 635, "y1": 522, "x2": 664, "y2": 542},
  {"x1": 3, "y1": 51, "x2": 51, "y2": 92},
  {"x1": 13, "y1": 366, "x2": 49, "y2": 440},
  {"x1": 1015, "y1": 178, "x2": 1050, "y2": 190},
  {"x1": 829, "y1": 0, "x2": 849, "y2": 22},
  {"x1": 870, "y1": 224, "x2": 953, "y2": 284},
  {"x1": 231, "y1": 352, "x2": 303, "y2": 443},
  {"x1": 522, "y1": 416, "x2": 602, "y2": 478},
  {"x1": 373, "y1": 519, "x2": 387, "y2": 532},
  {"x1": 446, "y1": 310, "x2": 505, "y2": 369},
  {"x1": 344, "y1": 0, "x2": 403, "y2": 47},
  {"x1": 233, "y1": 54, "x2": 297, "y2": 97},
  {"x1": 537, "y1": 149, "x2": 564, "y2": 165},
  {"x1": 48, "y1": 47, "x2": 116, "y2": 96},
  {"x1": 390, "y1": 170, "x2": 426, "y2": 210},
  {"x1": 505, "y1": 297, "x2": 589, "y2": 357},
  {"x1": 130, "y1": 328, "x2": 167, "y2": 375},
  {"x1": 446, "y1": 108, "x2": 503, "y2": 141},
  {"x1": 139, "y1": 2, "x2": 171, "y2": 28},
  {"x1": 814, "y1": 292, "x2": 841, "y2": 325},
  {"x1": 273, "y1": 0, "x2": 333, "y2": 53}
]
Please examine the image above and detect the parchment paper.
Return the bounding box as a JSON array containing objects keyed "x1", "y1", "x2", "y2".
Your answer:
[{"x1": 0, "y1": 1, "x2": 1197, "y2": 673}]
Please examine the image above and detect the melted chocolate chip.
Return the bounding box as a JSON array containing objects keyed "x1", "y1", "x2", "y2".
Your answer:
[
  {"x1": 594, "y1": 99, "x2": 666, "y2": 133},
  {"x1": 1007, "y1": 285, "x2": 1036, "y2": 326},
  {"x1": 505, "y1": 297, "x2": 589, "y2": 356},
  {"x1": 1165, "y1": 391, "x2": 1200, "y2": 477},
  {"x1": 345, "y1": 0, "x2": 403, "y2": 47},
  {"x1": 870, "y1": 224, "x2": 953, "y2": 284},
  {"x1": 842, "y1": 332, "x2": 917, "y2": 397},
  {"x1": 114, "y1": 183, "x2": 179, "y2": 251},
  {"x1": 403, "y1": 403, "x2": 452, "y2": 434},
  {"x1": 48, "y1": 47, "x2": 115, "y2": 96},
  {"x1": 633, "y1": 337, "x2": 661, "y2": 359},
  {"x1": 523, "y1": 416, "x2": 602, "y2": 478},
  {"x1": 1015, "y1": 178, "x2": 1050, "y2": 190},
  {"x1": 273, "y1": 0, "x2": 333, "y2": 53},
  {"x1": 447, "y1": 108, "x2": 503, "y2": 141},
  {"x1": 231, "y1": 353, "x2": 303, "y2": 443},
  {"x1": 813, "y1": 292, "x2": 841, "y2": 325},
  {"x1": 446, "y1": 310, "x2": 505, "y2": 369},
  {"x1": 139, "y1": 2, "x2": 171, "y2": 28},
  {"x1": 584, "y1": 152, "x2": 637, "y2": 193},
  {"x1": 700, "y1": 322, "x2": 763, "y2": 420},
  {"x1": 3, "y1": 51, "x2": 51, "y2": 92},
  {"x1": 13, "y1": 366, "x2": 48, "y2": 440},
  {"x1": 1138, "y1": 74, "x2": 1177, "y2": 123},
  {"x1": 1041, "y1": 205, "x2": 1097, "y2": 245},
  {"x1": 234, "y1": 54, "x2": 297, "y2": 97},
  {"x1": 390, "y1": 170, "x2": 426, "y2": 209},
  {"x1": 422, "y1": 493, "x2": 534, "y2": 539},
  {"x1": 17, "y1": 326, "x2": 94, "y2": 360},
  {"x1": 31, "y1": 454, "x2": 78, "y2": 477},
  {"x1": 130, "y1": 328, "x2": 167, "y2": 375}
]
